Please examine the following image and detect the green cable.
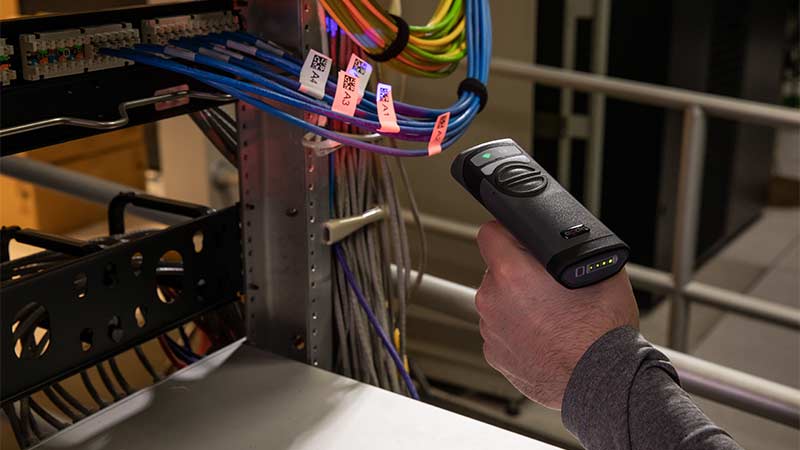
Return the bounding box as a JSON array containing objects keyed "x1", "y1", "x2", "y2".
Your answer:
[
  {"x1": 410, "y1": 0, "x2": 463, "y2": 35},
  {"x1": 407, "y1": 40, "x2": 466, "y2": 64}
]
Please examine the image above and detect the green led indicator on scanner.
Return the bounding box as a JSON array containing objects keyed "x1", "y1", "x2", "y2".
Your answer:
[
  {"x1": 585, "y1": 256, "x2": 617, "y2": 274},
  {"x1": 481, "y1": 152, "x2": 492, "y2": 159}
]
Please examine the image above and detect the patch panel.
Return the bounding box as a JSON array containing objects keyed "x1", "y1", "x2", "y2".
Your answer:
[
  {"x1": 19, "y1": 23, "x2": 140, "y2": 81},
  {"x1": 141, "y1": 11, "x2": 239, "y2": 45},
  {"x1": 0, "y1": 38, "x2": 16, "y2": 86}
]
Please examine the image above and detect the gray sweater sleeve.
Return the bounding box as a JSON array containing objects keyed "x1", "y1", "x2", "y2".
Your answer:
[{"x1": 561, "y1": 327, "x2": 743, "y2": 450}]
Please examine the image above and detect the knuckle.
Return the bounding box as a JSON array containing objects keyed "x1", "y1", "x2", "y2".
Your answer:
[{"x1": 493, "y1": 260, "x2": 518, "y2": 283}]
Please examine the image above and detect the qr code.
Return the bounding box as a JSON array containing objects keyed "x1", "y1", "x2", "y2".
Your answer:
[
  {"x1": 310, "y1": 54, "x2": 328, "y2": 71},
  {"x1": 379, "y1": 86, "x2": 390, "y2": 101},
  {"x1": 352, "y1": 60, "x2": 368, "y2": 76},
  {"x1": 343, "y1": 74, "x2": 357, "y2": 92}
]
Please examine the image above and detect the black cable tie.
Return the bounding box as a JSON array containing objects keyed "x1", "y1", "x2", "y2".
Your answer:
[
  {"x1": 367, "y1": 14, "x2": 410, "y2": 62},
  {"x1": 458, "y1": 77, "x2": 488, "y2": 113}
]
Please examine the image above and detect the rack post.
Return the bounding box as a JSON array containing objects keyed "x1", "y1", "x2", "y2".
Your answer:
[{"x1": 239, "y1": 0, "x2": 332, "y2": 369}]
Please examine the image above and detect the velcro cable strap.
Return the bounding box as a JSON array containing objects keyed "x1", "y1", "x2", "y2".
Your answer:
[
  {"x1": 457, "y1": 77, "x2": 488, "y2": 113},
  {"x1": 367, "y1": 14, "x2": 410, "y2": 62}
]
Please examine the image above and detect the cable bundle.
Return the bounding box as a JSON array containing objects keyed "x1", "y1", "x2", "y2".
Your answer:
[
  {"x1": 100, "y1": 0, "x2": 490, "y2": 157},
  {"x1": 320, "y1": 0, "x2": 466, "y2": 77}
]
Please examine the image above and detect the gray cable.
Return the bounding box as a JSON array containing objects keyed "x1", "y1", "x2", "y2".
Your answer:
[
  {"x1": 327, "y1": 124, "x2": 416, "y2": 396},
  {"x1": 26, "y1": 398, "x2": 44, "y2": 442},
  {"x1": 3, "y1": 404, "x2": 29, "y2": 449},
  {"x1": 108, "y1": 357, "x2": 133, "y2": 395},
  {"x1": 203, "y1": 109, "x2": 238, "y2": 151},
  {"x1": 20, "y1": 398, "x2": 36, "y2": 446},
  {"x1": 190, "y1": 110, "x2": 237, "y2": 167},
  {"x1": 335, "y1": 151, "x2": 361, "y2": 379},
  {"x1": 80, "y1": 370, "x2": 108, "y2": 409},
  {"x1": 368, "y1": 160, "x2": 400, "y2": 392},
  {"x1": 42, "y1": 387, "x2": 81, "y2": 422},
  {"x1": 386, "y1": 157, "x2": 413, "y2": 394},
  {"x1": 29, "y1": 398, "x2": 66, "y2": 430},
  {"x1": 355, "y1": 153, "x2": 389, "y2": 388},
  {"x1": 135, "y1": 345, "x2": 162, "y2": 383},
  {"x1": 52, "y1": 383, "x2": 92, "y2": 416},
  {"x1": 393, "y1": 155, "x2": 427, "y2": 295},
  {"x1": 208, "y1": 106, "x2": 237, "y2": 137},
  {"x1": 346, "y1": 152, "x2": 380, "y2": 386},
  {"x1": 380, "y1": 157, "x2": 408, "y2": 364},
  {"x1": 342, "y1": 150, "x2": 374, "y2": 385},
  {"x1": 96, "y1": 362, "x2": 124, "y2": 401}
]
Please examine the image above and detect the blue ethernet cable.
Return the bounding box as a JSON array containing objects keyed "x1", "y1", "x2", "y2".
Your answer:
[
  {"x1": 101, "y1": 0, "x2": 490, "y2": 156},
  {"x1": 103, "y1": 46, "x2": 478, "y2": 154}
]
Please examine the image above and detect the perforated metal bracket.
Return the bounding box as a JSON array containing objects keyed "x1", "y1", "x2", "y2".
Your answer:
[{"x1": 0, "y1": 206, "x2": 242, "y2": 404}]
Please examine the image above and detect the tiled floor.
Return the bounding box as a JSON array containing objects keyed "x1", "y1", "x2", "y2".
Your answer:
[{"x1": 691, "y1": 210, "x2": 800, "y2": 450}]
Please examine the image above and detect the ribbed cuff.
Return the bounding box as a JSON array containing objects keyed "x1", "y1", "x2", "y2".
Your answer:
[{"x1": 561, "y1": 326, "x2": 677, "y2": 450}]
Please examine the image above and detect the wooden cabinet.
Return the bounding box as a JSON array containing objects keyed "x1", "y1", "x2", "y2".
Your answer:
[{"x1": 0, "y1": 127, "x2": 148, "y2": 233}]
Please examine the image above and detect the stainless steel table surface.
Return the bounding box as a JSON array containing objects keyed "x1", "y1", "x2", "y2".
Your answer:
[{"x1": 33, "y1": 340, "x2": 561, "y2": 449}]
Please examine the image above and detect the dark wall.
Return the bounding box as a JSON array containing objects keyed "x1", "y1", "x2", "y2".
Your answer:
[{"x1": 533, "y1": 0, "x2": 787, "y2": 309}]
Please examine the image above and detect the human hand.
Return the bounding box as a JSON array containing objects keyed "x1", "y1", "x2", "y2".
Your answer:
[{"x1": 475, "y1": 221, "x2": 639, "y2": 410}]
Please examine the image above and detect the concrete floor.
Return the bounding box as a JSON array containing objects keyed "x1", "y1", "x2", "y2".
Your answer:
[{"x1": 692, "y1": 210, "x2": 799, "y2": 449}]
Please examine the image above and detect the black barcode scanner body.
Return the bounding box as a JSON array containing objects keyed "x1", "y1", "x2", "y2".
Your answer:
[{"x1": 451, "y1": 138, "x2": 629, "y2": 289}]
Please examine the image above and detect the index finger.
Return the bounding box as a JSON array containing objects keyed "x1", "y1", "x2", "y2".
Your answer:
[{"x1": 476, "y1": 221, "x2": 549, "y2": 281}]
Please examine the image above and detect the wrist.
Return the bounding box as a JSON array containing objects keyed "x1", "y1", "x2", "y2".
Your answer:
[{"x1": 561, "y1": 327, "x2": 671, "y2": 448}]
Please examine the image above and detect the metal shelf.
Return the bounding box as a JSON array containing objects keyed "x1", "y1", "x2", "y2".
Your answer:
[{"x1": 32, "y1": 340, "x2": 558, "y2": 450}]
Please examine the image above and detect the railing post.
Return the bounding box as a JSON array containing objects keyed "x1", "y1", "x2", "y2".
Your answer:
[
  {"x1": 557, "y1": 0, "x2": 579, "y2": 188},
  {"x1": 668, "y1": 105, "x2": 707, "y2": 351},
  {"x1": 584, "y1": 0, "x2": 611, "y2": 215}
]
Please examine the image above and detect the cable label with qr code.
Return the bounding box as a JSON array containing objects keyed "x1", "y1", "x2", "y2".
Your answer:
[
  {"x1": 332, "y1": 70, "x2": 359, "y2": 117},
  {"x1": 346, "y1": 54, "x2": 372, "y2": 103},
  {"x1": 376, "y1": 83, "x2": 400, "y2": 133},
  {"x1": 428, "y1": 112, "x2": 450, "y2": 155},
  {"x1": 299, "y1": 49, "x2": 332, "y2": 100}
]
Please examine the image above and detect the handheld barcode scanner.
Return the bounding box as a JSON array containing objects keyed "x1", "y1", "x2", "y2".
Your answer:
[{"x1": 451, "y1": 138, "x2": 629, "y2": 289}]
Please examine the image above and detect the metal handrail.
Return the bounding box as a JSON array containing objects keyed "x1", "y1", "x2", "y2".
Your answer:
[
  {"x1": 488, "y1": 59, "x2": 800, "y2": 351},
  {"x1": 402, "y1": 211, "x2": 800, "y2": 331},
  {"x1": 491, "y1": 59, "x2": 800, "y2": 127},
  {"x1": 408, "y1": 268, "x2": 800, "y2": 428}
]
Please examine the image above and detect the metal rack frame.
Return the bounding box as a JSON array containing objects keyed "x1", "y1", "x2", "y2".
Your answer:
[{"x1": 238, "y1": 0, "x2": 332, "y2": 369}]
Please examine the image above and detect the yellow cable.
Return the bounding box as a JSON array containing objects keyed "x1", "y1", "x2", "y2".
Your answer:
[
  {"x1": 393, "y1": 328, "x2": 410, "y2": 373},
  {"x1": 427, "y1": 0, "x2": 453, "y2": 27},
  {"x1": 410, "y1": 19, "x2": 465, "y2": 49}
]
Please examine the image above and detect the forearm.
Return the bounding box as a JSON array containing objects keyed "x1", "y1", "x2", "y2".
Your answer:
[{"x1": 562, "y1": 327, "x2": 742, "y2": 450}]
